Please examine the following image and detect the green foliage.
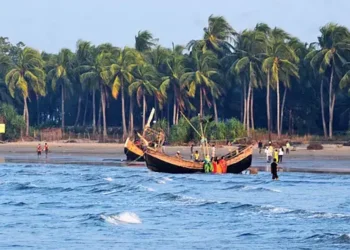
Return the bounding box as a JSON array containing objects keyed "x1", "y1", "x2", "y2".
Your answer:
[
  {"x1": 207, "y1": 121, "x2": 226, "y2": 140},
  {"x1": 169, "y1": 117, "x2": 190, "y2": 144},
  {"x1": 153, "y1": 118, "x2": 168, "y2": 134},
  {"x1": 226, "y1": 118, "x2": 246, "y2": 139},
  {"x1": 0, "y1": 103, "x2": 25, "y2": 140}
]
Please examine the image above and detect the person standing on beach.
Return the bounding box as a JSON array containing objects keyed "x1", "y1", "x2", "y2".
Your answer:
[
  {"x1": 274, "y1": 149, "x2": 279, "y2": 163},
  {"x1": 286, "y1": 141, "x2": 290, "y2": 154},
  {"x1": 278, "y1": 147, "x2": 284, "y2": 163},
  {"x1": 258, "y1": 141, "x2": 263, "y2": 154},
  {"x1": 190, "y1": 144, "x2": 194, "y2": 159},
  {"x1": 271, "y1": 158, "x2": 279, "y2": 180},
  {"x1": 37, "y1": 143, "x2": 42, "y2": 157},
  {"x1": 211, "y1": 144, "x2": 216, "y2": 160}
]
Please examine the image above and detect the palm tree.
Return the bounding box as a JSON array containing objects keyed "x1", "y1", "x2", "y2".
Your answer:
[
  {"x1": 188, "y1": 15, "x2": 235, "y2": 55},
  {"x1": 181, "y1": 50, "x2": 219, "y2": 118},
  {"x1": 262, "y1": 28, "x2": 299, "y2": 138},
  {"x1": 225, "y1": 29, "x2": 265, "y2": 135},
  {"x1": 5, "y1": 47, "x2": 46, "y2": 136},
  {"x1": 160, "y1": 44, "x2": 187, "y2": 125},
  {"x1": 129, "y1": 64, "x2": 159, "y2": 129},
  {"x1": 308, "y1": 23, "x2": 350, "y2": 138},
  {"x1": 109, "y1": 47, "x2": 142, "y2": 140},
  {"x1": 80, "y1": 50, "x2": 112, "y2": 140},
  {"x1": 135, "y1": 30, "x2": 158, "y2": 52},
  {"x1": 47, "y1": 48, "x2": 74, "y2": 133}
]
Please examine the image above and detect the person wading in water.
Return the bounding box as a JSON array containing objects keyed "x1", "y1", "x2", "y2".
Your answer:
[
  {"x1": 271, "y1": 158, "x2": 279, "y2": 180},
  {"x1": 37, "y1": 144, "x2": 42, "y2": 158},
  {"x1": 44, "y1": 143, "x2": 49, "y2": 157}
]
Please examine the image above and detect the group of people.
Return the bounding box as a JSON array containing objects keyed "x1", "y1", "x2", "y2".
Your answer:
[
  {"x1": 37, "y1": 143, "x2": 49, "y2": 157},
  {"x1": 258, "y1": 140, "x2": 291, "y2": 164}
]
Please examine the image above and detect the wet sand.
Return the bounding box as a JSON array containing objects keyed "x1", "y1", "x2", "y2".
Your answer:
[{"x1": 0, "y1": 142, "x2": 350, "y2": 173}]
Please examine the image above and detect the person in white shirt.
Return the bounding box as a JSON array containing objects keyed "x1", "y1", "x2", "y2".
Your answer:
[
  {"x1": 265, "y1": 146, "x2": 272, "y2": 163},
  {"x1": 278, "y1": 147, "x2": 284, "y2": 163},
  {"x1": 211, "y1": 144, "x2": 216, "y2": 160}
]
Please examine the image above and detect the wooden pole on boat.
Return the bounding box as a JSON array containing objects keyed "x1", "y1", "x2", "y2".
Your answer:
[
  {"x1": 179, "y1": 111, "x2": 201, "y2": 137},
  {"x1": 143, "y1": 108, "x2": 155, "y2": 136}
]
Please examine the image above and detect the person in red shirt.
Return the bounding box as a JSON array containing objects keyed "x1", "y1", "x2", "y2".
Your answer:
[
  {"x1": 37, "y1": 144, "x2": 42, "y2": 157},
  {"x1": 44, "y1": 143, "x2": 49, "y2": 157}
]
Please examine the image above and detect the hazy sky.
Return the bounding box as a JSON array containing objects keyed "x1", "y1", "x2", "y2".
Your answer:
[{"x1": 1, "y1": 0, "x2": 349, "y2": 53}]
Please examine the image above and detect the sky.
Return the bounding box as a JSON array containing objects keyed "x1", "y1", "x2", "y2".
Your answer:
[{"x1": 1, "y1": 0, "x2": 349, "y2": 53}]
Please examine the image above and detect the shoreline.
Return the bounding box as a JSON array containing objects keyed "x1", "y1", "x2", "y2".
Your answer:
[{"x1": 0, "y1": 142, "x2": 350, "y2": 174}]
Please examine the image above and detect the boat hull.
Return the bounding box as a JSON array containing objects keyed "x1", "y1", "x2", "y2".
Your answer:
[
  {"x1": 225, "y1": 146, "x2": 253, "y2": 173},
  {"x1": 124, "y1": 138, "x2": 145, "y2": 162},
  {"x1": 145, "y1": 151, "x2": 203, "y2": 174}
]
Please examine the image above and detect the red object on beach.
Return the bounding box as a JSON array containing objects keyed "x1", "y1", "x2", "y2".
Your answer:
[{"x1": 212, "y1": 162, "x2": 218, "y2": 173}]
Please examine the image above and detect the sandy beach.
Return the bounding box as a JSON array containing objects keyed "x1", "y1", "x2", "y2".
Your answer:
[{"x1": 0, "y1": 141, "x2": 350, "y2": 173}]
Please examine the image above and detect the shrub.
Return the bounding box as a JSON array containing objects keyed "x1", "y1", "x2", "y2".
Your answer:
[
  {"x1": 169, "y1": 117, "x2": 190, "y2": 144},
  {"x1": 307, "y1": 142, "x2": 323, "y2": 150},
  {"x1": 207, "y1": 121, "x2": 226, "y2": 141},
  {"x1": 226, "y1": 118, "x2": 246, "y2": 140},
  {"x1": 0, "y1": 104, "x2": 25, "y2": 141}
]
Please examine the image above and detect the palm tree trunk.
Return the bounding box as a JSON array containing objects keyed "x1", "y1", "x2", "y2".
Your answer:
[
  {"x1": 167, "y1": 101, "x2": 170, "y2": 134},
  {"x1": 129, "y1": 95, "x2": 134, "y2": 136},
  {"x1": 92, "y1": 89, "x2": 96, "y2": 134},
  {"x1": 173, "y1": 86, "x2": 176, "y2": 125},
  {"x1": 176, "y1": 105, "x2": 179, "y2": 124},
  {"x1": 240, "y1": 87, "x2": 244, "y2": 122},
  {"x1": 276, "y1": 76, "x2": 281, "y2": 138},
  {"x1": 267, "y1": 71, "x2": 271, "y2": 140},
  {"x1": 320, "y1": 80, "x2": 328, "y2": 138},
  {"x1": 61, "y1": 84, "x2": 65, "y2": 134},
  {"x1": 213, "y1": 96, "x2": 218, "y2": 123},
  {"x1": 243, "y1": 82, "x2": 247, "y2": 129},
  {"x1": 250, "y1": 89, "x2": 254, "y2": 131},
  {"x1": 101, "y1": 85, "x2": 107, "y2": 140},
  {"x1": 280, "y1": 87, "x2": 287, "y2": 135},
  {"x1": 121, "y1": 79, "x2": 127, "y2": 140},
  {"x1": 74, "y1": 96, "x2": 82, "y2": 127},
  {"x1": 246, "y1": 82, "x2": 252, "y2": 136},
  {"x1": 98, "y1": 99, "x2": 102, "y2": 134},
  {"x1": 142, "y1": 92, "x2": 146, "y2": 129},
  {"x1": 154, "y1": 95, "x2": 158, "y2": 121},
  {"x1": 24, "y1": 97, "x2": 29, "y2": 137},
  {"x1": 36, "y1": 95, "x2": 40, "y2": 125},
  {"x1": 200, "y1": 87, "x2": 203, "y2": 118},
  {"x1": 329, "y1": 66, "x2": 334, "y2": 138},
  {"x1": 82, "y1": 94, "x2": 88, "y2": 127}
]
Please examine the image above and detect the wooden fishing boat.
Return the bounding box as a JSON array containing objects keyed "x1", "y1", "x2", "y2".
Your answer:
[
  {"x1": 224, "y1": 145, "x2": 253, "y2": 174},
  {"x1": 144, "y1": 145, "x2": 253, "y2": 174},
  {"x1": 144, "y1": 149, "x2": 203, "y2": 173},
  {"x1": 124, "y1": 137, "x2": 145, "y2": 162}
]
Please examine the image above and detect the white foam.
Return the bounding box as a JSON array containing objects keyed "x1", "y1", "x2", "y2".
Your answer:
[
  {"x1": 139, "y1": 185, "x2": 155, "y2": 192},
  {"x1": 157, "y1": 180, "x2": 166, "y2": 184},
  {"x1": 262, "y1": 205, "x2": 292, "y2": 214},
  {"x1": 101, "y1": 212, "x2": 142, "y2": 225},
  {"x1": 104, "y1": 177, "x2": 113, "y2": 182},
  {"x1": 163, "y1": 177, "x2": 173, "y2": 182}
]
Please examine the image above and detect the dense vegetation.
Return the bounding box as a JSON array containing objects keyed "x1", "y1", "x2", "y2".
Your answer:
[{"x1": 1, "y1": 16, "x2": 350, "y2": 142}]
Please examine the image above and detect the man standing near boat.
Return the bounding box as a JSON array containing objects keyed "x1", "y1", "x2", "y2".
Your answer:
[
  {"x1": 211, "y1": 144, "x2": 216, "y2": 160},
  {"x1": 190, "y1": 144, "x2": 194, "y2": 159},
  {"x1": 258, "y1": 140, "x2": 263, "y2": 154}
]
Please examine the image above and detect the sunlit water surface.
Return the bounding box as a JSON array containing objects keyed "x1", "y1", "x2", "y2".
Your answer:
[{"x1": 0, "y1": 163, "x2": 349, "y2": 249}]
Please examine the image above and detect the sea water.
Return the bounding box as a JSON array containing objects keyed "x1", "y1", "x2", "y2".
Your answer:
[{"x1": 0, "y1": 163, "x2": 349, "y2": 249}]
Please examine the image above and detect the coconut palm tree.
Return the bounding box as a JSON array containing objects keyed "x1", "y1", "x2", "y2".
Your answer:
[
  {"x1": 80, "y1": 50, "x2": 112, "y2": 140},
  {"x1": 187, "y1": 15, "x2": 235, "y2": 55},
  {"x1": 262, "y1": 28, "x2": 299, "y2": 138},
  {"x1": 109, "y1": 47, "x2": 142, "y2": 140},
  {"x1": 135, "y1": 30, "x2": 158, "y2": 52},
  {"x1": 181, "y1": 50, "x2": 219, "y2": 118},
  {"x1": 47, "y1": 48, "x2": 74, "y2": 133},
  {"x1": 225, "y1": 29, "x2": 265, "y2": 135},
  {"x1": 129, "y1": 64, "x2": 159, "y2": 129},
  {"x1": 5, "y1": 47, "x2": 46, "y2": 136},
  {"x1": 307, "y1": 23, "x2": 350, "y2": 138}
]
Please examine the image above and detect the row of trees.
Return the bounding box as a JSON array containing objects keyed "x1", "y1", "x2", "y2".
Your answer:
[{"x1": 1, "y1": 16, "x2": 350, "y2": 141}]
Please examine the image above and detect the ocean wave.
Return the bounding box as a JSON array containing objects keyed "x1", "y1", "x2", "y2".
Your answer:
[
  {"x1": 103, "y1": 177, "x2": 113, "y2": 182},
  {"x1": 222, "y1": 185, "x2": 281, "y2": 193},
  {"x1": 306, "y1": 233, "x2": 350, "y2": 243},
  {"x1": 100, "y1": 212, "x2": 142, "y2": 225},
  {"x1": 2, "y1": 201, "x2": 27, "y2": 206}
]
